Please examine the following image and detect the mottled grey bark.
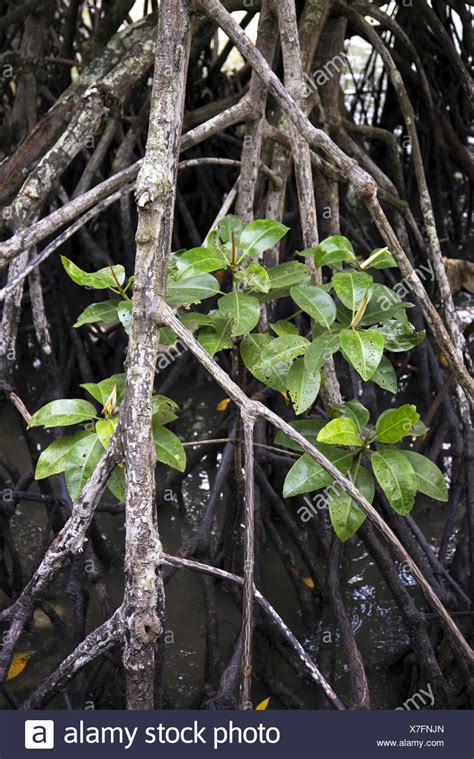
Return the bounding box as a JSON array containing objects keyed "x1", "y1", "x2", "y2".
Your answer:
[{"x1": 121, "y1": 0, "x2": 192, "y2": 710}]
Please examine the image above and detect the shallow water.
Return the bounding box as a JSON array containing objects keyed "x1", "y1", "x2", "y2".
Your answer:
[{"x1": 0, "y1": 360, "x2": 457, "y2": 710}]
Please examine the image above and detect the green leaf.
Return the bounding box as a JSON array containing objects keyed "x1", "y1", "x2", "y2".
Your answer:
[
  {"x1": 270, "y1": 319, "x2": 299, "y2": 336},
  {"x1": 339, "y1": 328, "x2": 384, "y2": 381},
  {"x1": 266, "y1": 262, "x2": 308, "y2": 289},
  {"x1": 74, "y1": 301, "x2": 119, "y2": 328},
  {"x1": 313, "y1": 235, "x2": 356, "y2": 268},
  {"x1": 332, "y1": 271, "x2": 374, "y2": 311},
  {"x1": 251, "y1": 335, "x2": 309, "y2": 392},
  {"x1": 371, "y1": 355, "x2": 398, "y2": 393},
  {"x1": 206, "y1": 216, "x2": 243, "y2": 264},
  {"x1": 359, "y1": 247, "x2": 398, "y2": 270},
  {"x1": 29, "y1": 399, "x2": 97, "y2": 428},
  {"x1": 335, "y1": 301, "x2": 353, "y2": 327},
  {"x1": 179, "y1": 312, "x2": 213, "y2": 329},
  {"x1": 379, "y1": 320, "x2": 425, "y2": 352},
  {"x1": 159, "y1": 326, "x2": 177, "y2": 346},
  {"x1": 283, "y1": 448, "x2": 353, "y2": 497},
  {"x1": 375, "y1": 404, "x2": 420, "y2": 443},
  {"x1": 117, "y1": 300, "x2": 132, "y2": 333},
  {"x1": 81, "y1": 374, "x2": 125, "y2": 407},
  {"x1": 61, "y1": 256, "x2": 125, "y2": 289},
  {"x1": 151, "y1": 394, "x2": 179, "y2": 425},
  {"x1": 290, "y1": 284, "x2": 336, "y2": 328},
  {"x1": 172, "y1": 247, "x2": 227, "y2": 280},
  {"x1": 398, "y1": 450, "x2": 448, "y2": 501},
  {"x1": 166, "y1": 274, "x2": 220, "y2": 305},
  {"x1": 35, "y1": 430, "x2": 90, "y2": 479},
  {"x1": 153, "y1": 421, "x2": 186, "y2": 472},
  {"x1": 216, "y1": 214, "x2": 244, "y2": 246},
  {"x1": 304, "y1": 332, "x2": 340, "y2": 372},
  {"x1": 239, "y1": 219, "x2": 289, "y2": 258},
  {"x1": 328, "y1": 464, "x2": 374, "y2": 541},
  {"x1": 329, "y1": 400, "x2": 370, "y2": 431},
  {"x1": 317, "y1": 418, "x2": 363, "y2": 446},
  {"x1": 218, "y1": 291, "x2": 260, "y2": 336},
  {"x1": 274, "y1": 420, "x2": 326, "y2": 452},
  {"x1": 95, "y1": 417, "x2": 117, "y2": 449},
  {"x1": 107, "y1": 465, "x2": 125, "y2": 501},
  {"x1": 240, "y1": 332, "x2": 275, "y2": 381},
  {"x1": 198, "y1": 314, "x2": 234, "y2": 357},
  {"x1": 410, "y1": 419, "x2": 429, "y2": 437},
  {"x1": 235, "y1": 262, "x2": 270, "y2": 293},
  {"x1": 371, "y1": 449, "x2": 417, "y2": 514},
  {"x1": 286, "y1": 358, "x2": 321, "y2": 415},
  {"x1": 65, "y1": 433, "x2": 104, "y2": 501},
  {"x1": 359, "y1": 284, "x2": 409, "y2": 326}
]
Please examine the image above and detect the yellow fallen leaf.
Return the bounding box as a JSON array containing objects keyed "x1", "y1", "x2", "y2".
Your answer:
[
  {"x1": 216, "y1": 398, "x2": 230, "y2": 411},
  {"x1": 256, "y1": 697, "x2": 270, "y2": 710},
  {"x1": 438, "y1": 352, "x2": 449, "y2": 369},
  {"x1": 7, "y1": 652, "x2": 33, "y2": 681},
  {"x1": 302, "y1": 577, "x2": 315, "y2": 589}
]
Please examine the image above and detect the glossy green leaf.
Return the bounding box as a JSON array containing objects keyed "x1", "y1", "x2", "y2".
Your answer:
[
  {"x1": 239, "y1": 219, "x2": 289, "y2": 258},
  {"x1": 218, "y1": 291, "x2": 260, "y2": 336},
  {"x1": 290, "y1": 284, "x2": 337, "y2": 328},
  {"x1": 166, "y1": 274, "x2": 220, "y2": 305},
  {"x1": 339, "y1": 328, "x2": 384, "y2": 381},
  {"x1": 359, "y1": 247, "x2": 398, "y2": 270},
  {"x1": 375, "y1": 404, "x2": 420, "y2": 443},
  {"x1": 313, "y1": 235, "x2": 356, "y2": 268},
  {"x1": 240, "y1": 332, "x2": 274, "y2": 375},
  {"x1": 179, "y1": 312, "x2": 213, "y2": 330},
  {"x1": 379, "y1": 320, "x2": 425, "y2": 352},
  {"x1": 216, "y1": 214, "x2": 244, "y2": 246},
  {"x1": 198, "y1": 314, "x2": 234, "y2": 357},
  {"x1": 29, "y1": 399, "x2": 97, "y2": 428},
  {"x1": 286, "y1": 358, "x2": 321, "y2": 415},
  {"x1": 410, "y1": 419, "x2": 430, "y2": 437},
  {"x1": 107, "y1": 465, "x2": 125, "y2": 501},
  {"x1": 332, "y1": 271, "x2": 373, "y2": 311},
  {"x1": 317, "y1": 417, "x2": 363, "y2": 446},
  {"x1": 283, "y1": 448, "x2": 353, "y2": 497},
  {"x1": 81, "y1": 374, "x2": 125, "y2": 407},
  {"x1": 96, "y1": 417, "x2": 117, "y2": 449},
  {"x1": 270, "y1": 319, "x2": 299, "y2": 336},
  {"x1": 35, "y1": 430, "x2": 90, "y2": 479},
  {"x1": 61, "y1": 256, "x2": 125, "y2": 289},
  {"x1": 252, "y1": 335, "x2": 309, "y2": 392},
  {"x1": 274, "y1": 419, "x2": 326, "y2": 452},
  {"x1": 371, "y1": 449, "x2": 416, "y2": 514},
  {"x1": 159, "y1": 326, "x2": 177, "y2": 346},
  {"x1": 329, "y1": 400, "x2": 370, "y2": 431},
  {"x1": 266, "y1": 262, "x2": 308, "y2": 289},
  {"x1": 235, "y1": 262, "x2": 270, "y2": 293},
  {"x1": 151, "y1": 394, "x2": 179, "y2": 425},
  {"x1": 153, "y1": 421, "x2": 186, "y2": 472},
  {"x1": 304, "y1": 332, "x2": 340, "y2": 372},
  {"x1": 328, "y1": 464, "x2": 374, "y2": 541},
  {"x1": 371, "y1": 355, "x2": 398, "y2": 393},
  {"x1": 65, "y1": 433, "x2": 104, "y2": 501},
  {"x1": 173, "y1": 247, "x2": 227, "y2": 280},
  {"x1": 359, "y1": 284, "x2": 410, "y2": 326},
  {"x1": 398, "y1": 450, "x2": 448, "y2": 501},
  {"x1": 74, "y1": 301, "x2": 119, "y2": 328}
]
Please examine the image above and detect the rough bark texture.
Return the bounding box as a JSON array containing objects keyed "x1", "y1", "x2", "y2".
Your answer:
[{"x1": 0, "y1": 0, "x2": 472, "y2": 712}]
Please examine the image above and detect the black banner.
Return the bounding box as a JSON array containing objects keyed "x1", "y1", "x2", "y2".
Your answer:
[{"x1": 0, "y1": 709, "x2": 471, "y2": 758}]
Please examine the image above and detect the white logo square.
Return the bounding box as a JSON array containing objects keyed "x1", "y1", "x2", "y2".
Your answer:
[{"x1": 24, "y1": 720, "x2": 55, "y2": 750}]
